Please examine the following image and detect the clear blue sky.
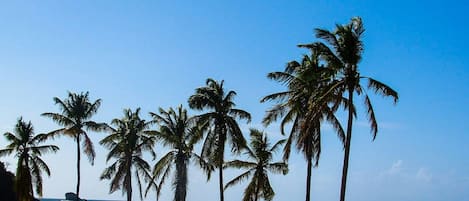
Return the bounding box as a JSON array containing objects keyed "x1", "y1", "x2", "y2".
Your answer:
[{"x1": 0, "y1": 1, "x2": 468, "y2": 201}]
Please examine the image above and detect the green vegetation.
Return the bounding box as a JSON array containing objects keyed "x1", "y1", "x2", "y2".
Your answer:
[
  {"x1": 146, "y1": 105, "x2": 210, "y2": 201},
  {"x1": 262, "y1": 49, "x2": 345, "y2": 201},
  {"x1": 0, "y1": 118, "x2": 59, "y2": 201},
  {"x1": 100, "y1": 108, "x2": 156, "y2": 201},
  {"x1": 298, "y1": 17, "x2": 399, "y2": 201},
  {"x1": 41, "y1": 92, "x2": 107, "y2": 200},
  {"x1": 188, "y1": 78, "x2": 252, "y2": 201},
  {"x1": 0, "y1": 17, "x2": 397, "y2": 201},
  {"x1": 224, "y1": 129, "x2": 288, "y2": 201}
]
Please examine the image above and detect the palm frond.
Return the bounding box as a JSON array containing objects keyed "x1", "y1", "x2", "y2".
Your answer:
[
  {"x1": 41, "y1": 113, "x2": 74, "y2": 127},
  {"x1": 224, "y1": 160, "x2": 257, "y2": 169},
  {"x1": 270, "y1": 139, "x2": 286, "y2": 153},
  {"x1": 224, "y1": 169, "x2": 253, "y2": 190},
  {"x1": 267, "y1": 162, "x2": 288, "y2": 174},
  {"x1": 82, "y1": 134, "x2": 96, "y2": 165},
  {"x1": 366, "y1": 77, "x2": 399, "y2": 104},
  {"x1": 364, "y1": 94, "x2": 378, "y2": 139}
]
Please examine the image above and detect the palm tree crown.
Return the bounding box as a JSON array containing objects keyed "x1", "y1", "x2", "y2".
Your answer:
[
  {"x1": 188, "y1": 78, "x2": 251, "y2": 201},
  {"x1": 146, "y1": 105, "x2": 211, "y2": 201},
  {"x1": 100, "y1": 108, "x2": 157, "y2": 201},
  {"x1": 224, "y1": 128, "x2": 288, "y2": 201},
  {"x1": 0, "y1": 118, "x2": 59, "y2": 201},
  {"x1": 42, "y1": 91, "x2": 106, "y2": 200}
]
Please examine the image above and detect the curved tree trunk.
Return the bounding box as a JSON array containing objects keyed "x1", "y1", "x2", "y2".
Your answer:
[
  {"x1": 306, "y1": 156, "x2": 312, "y2": 201},
  {"x1": 76, "y1": 135, "x2": 81, "y2": 201},
  {"x1": 339, "y1": 89, "x2": 354, "y2": 201}
]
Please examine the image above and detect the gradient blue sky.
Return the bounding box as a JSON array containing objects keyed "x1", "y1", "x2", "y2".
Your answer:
[{"x1": 0, "y1": 1, "x2": 468, "y2": 201}]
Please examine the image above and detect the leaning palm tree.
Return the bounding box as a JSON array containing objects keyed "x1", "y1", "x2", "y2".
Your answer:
[
  {"x1": 224, "y1": 128, "x2": 288, "y2": 201},
  {"x1": 145, "y1": 105, "x2": 211, "y2": 201},
  {"x1": 298, "y1": 17, "x2": 399, "y2": 201},
  {"x1": 100, "y1": 108, "x2": 157, "y2": 201},
  {"x1": 261, "y1": 51, "x2": 345, "y2": 201},
  {"x1": 42, "y1": 91, "x2": 106, "y2": 200},
  {"x1": 188, "y1": 78, "x2": 251, "y2": 201},
  {"x1": 0, "y1": 117, "x2": 59, "y2": 201}
]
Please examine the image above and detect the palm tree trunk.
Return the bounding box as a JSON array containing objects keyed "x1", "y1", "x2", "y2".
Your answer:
[
  {"x1": 218, "y1": 125, "x2": 226, "y2": 201},
  {"x1": 76, "y1": 135, "x2": 81, "y2": 201},
  {"x1": 175, "y1": 153, "x2": 187, "y2": 201},
  {"x1": 254, "y1": 182, "x2": 259, "y2": 201},
  {"x1": 340, "y1": 89, "x2": 354, "y2": 201},
  {"x1": 306, "y1": 156, "x2": 312, "y2": 201},
  {"x1": 218, "y1": 165, "x2": 224, "y2": 201},
  {"x1": 254, "y1": 175, "x2": 261, "y2": 201},
  {"x1": 127, "y1": 154, "x2": 132, "y2": 201}
]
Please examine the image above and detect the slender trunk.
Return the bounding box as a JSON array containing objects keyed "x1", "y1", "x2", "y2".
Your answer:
[
  {"x1": 306, "y1": 156, "x2": 312, "y2": 201},
  {"x1": 254, "y1": 173, "x2": 260, "y2": 201},
  {"x1": 218, "y1": 165, "x2": 224, "y2": 201},
  {"x1": 76, "y1": 135, "x2": 81, "y2": 201},
  {"x1": 126, "y1": 155, "x2": 132, "y2": 201},
  {"x1": 175, "y1": 152, "x2": 187, "y2": 201},
  {"x1": 254, "y1": 181, "x2": 259, "y2": 201},
  {"x1": 218, "y1": 124, "x2": 226, "y2": 201},
  {"x1": 29, "y1": 162, "x2": 34, "y2": 200},
  {"x1": 29, "y1": 173, "x2": 34, "y2": 201},
  {"x1": 339, "y1": 89, "x2": 354, "y2": 201}
]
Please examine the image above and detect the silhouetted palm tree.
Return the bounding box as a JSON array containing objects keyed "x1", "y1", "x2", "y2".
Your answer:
[
  {"x1": 100, "y1": 108, "x2": 156, "y2": 201},
  {"x1": 262, "y1": 52, "x2": 345, "y2": 201},
  {"x1": 145, "y1": 105, "x2": 211, "y2": 201},
  {"x1": 42, "y1": 91, "x2": 106, "y2": 200},
  {"x1": 298, "y1": 17, "x2": 399, "y2": 201},
  {"x1": 0, "y1": 118, "x2": 59, "y2": 201},
  {"x1": 188, "y1": 78, "x2": 251, "y2": 201},
  {"x1": 224, "y1": 128, "x2": 288, "y2": 201}
]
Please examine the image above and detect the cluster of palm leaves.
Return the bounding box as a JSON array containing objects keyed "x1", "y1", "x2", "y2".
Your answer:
[
  {"x1": 0, "y1": 118, "x2": 59, "y2": 201},
  {"x1": 262, "y1": 17, "x2": 398, "y2": 201},
  {"x1": 0, "y1": 17, "x2": 398, "y2": 201}
]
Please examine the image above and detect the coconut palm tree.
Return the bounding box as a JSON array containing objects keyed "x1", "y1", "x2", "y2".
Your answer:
[
  {"x1": 261, "y1": 51, "x2": 345, "y2": 201},
  {"x1": 42, "y1": 91, "x2": 106, "y2": 200},
  {"x1": 100, "y1": 108, "x2": 157, "y2": 201},
  {"x1": 188, "y1": 78, "x2": 251, "y2": 201},
  {"x1": 145, "y1": 105, "x2": 211, "y2": 201},
  {"x1": 0, "y1": 117, "x2": 59, "y2": 201},
  {"x1": 224, "y1": 128, "x2": 288, "y2": 201},
  {"x1": 298, "y1": 17, "x2": 399, "y2": 201}
]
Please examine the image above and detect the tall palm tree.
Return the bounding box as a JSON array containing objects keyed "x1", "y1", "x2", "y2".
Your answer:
[
  {"x1": 0, "y1": 118, "x2": 59, "y2": 201},
  {"x1": 224, "y1": 128, "x2": 288, "y2": 201},
  {"x1": 298, "y1": 17, "x2": 399, "y2": 201},
  {"x1": 42, "y1": 91, "x2": 106, "y2": 200},
  {"x1": 261, "y1": 52, "x2": 345, "y2": 201},
  {"x1": 145, "y1": 105, "x2": 211, "y2": 201},
  {"x1": 188, "y1": 78, "x2": 251, "y2": 201},
  {"x1": 100, "y1": 108, "x2": 157, "y2": 201}
]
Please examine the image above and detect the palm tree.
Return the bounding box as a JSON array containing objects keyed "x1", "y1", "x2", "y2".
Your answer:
[
  {"x1": 42, "y1": 91, "x2": 106, "y2": 200},
  {"x1": 188, "y1": 78, "x2": 251, "y2": 201},
  {"x1": 145, "y1": 105, "x2": 211, "y2": 201},
  {"x1": 224, "y1": 128, "x2": 288, "y2": 201},
  {"x1": 298, "y1": 17, "x2": 399, "y2": 201},
  {"x1": 0, "y1": 117, "x2": 59, "y2": 201},
  {"x1": 261, "y1": 51, "x2": 345, "y2": 201},
  {"x1": 100, "y1": 108, "x2": 157, "y2": 201}
]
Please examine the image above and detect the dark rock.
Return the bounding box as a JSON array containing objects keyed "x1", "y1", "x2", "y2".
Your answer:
[{"x1": 0, "y1": 161, "x2": 17, "y2": 201}]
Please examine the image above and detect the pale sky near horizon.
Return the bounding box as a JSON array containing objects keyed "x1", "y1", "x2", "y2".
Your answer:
[{"x1": 0, "y1": 1, "x2": 468, "y2": 201}]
